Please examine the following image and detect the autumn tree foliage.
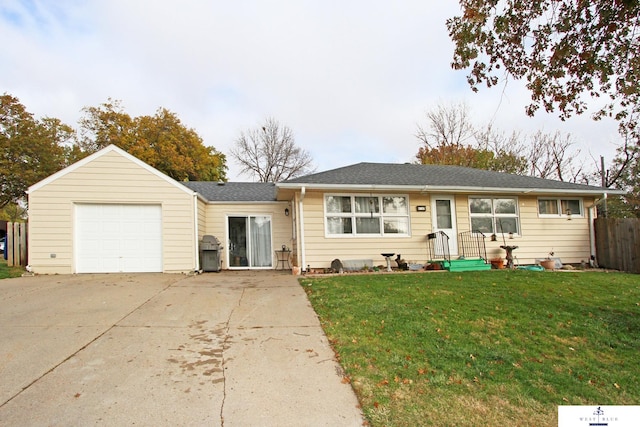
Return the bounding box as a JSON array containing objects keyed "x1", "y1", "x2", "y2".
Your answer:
[
  {"x1": 78, "y1": 100, "x2": 227, "y2": 182},
  {"x1": 0, "y1": 94, "x2": 72, "y2": 207},
  {"x1": 0, "y1": 94, "x2": 227, "y2": 207},
  {"x1": 415, "y1": 103, "x2": 591, "y2": 182},
  {"x1": 448, "y1": 1, "x2": 640, "y2": 127},
  {"x1": 448, "y1": 1, "x2": 640, "y2": 214},
  {"x1": 231, "y1": 117, "x2": 315, "y2": 182}
]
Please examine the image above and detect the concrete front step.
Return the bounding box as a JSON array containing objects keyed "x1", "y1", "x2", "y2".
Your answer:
[{"x1": 433, "y1": 258, "x2": 492, "y2": 272}]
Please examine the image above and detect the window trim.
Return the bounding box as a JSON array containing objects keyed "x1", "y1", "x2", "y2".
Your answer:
[
  {"x1": 468, "y1": 196, "x2": 520, "y2": 236},
  {"x1": 537, "y1": 197, "x2": 584, "y2": 218},
  {"x1": 324, "y1": 193, "x2": 411, "y2": 238}
]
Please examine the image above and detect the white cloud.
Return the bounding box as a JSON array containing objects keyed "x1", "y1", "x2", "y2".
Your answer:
[{"x1": 0, "y1": 0, "x2": 620, "y2": 180}]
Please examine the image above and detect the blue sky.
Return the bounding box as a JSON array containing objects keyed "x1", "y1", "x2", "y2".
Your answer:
[{"x1": 1, "y1": 0, "x2": 622, "y2": 180}]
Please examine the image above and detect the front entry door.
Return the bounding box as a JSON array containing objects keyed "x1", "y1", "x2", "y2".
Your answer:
[
  {"x1": 228, "y1": 216, "x2": 273, "y2": 268},
  {"x1": 431, "y1": 195, "x2": 458, "y2": 256}
]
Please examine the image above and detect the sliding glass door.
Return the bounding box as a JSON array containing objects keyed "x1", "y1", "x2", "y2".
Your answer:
[{"x1": 228, "y1": 216, "x2": 272, "y2": 268}]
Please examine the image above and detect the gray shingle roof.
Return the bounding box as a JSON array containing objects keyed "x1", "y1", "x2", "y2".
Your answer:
[
  {"x1": 182, "y1": 182, "x2": 277, "y2": 202},
  {"x1": 282, "y1": 162, "x2": 612, "y2": 193}
]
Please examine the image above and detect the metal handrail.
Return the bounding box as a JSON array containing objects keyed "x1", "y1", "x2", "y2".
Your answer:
[
  {"x1": 426, "y1": 231, "x2": 450, "y2": 263},
  {"x1": 458, "y1": 230, "x2": 488, "y2": 262}
]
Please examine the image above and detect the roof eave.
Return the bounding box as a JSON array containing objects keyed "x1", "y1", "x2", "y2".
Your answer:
[{"x1": 277, "y1": 182, "x2": 624, "y2": 196}]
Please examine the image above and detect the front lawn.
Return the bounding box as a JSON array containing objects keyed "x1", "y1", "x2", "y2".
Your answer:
[{"x1": 301, "y1": 270, "x2": 640, "y2": 426}]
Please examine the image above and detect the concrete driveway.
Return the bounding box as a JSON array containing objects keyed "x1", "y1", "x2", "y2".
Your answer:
[{"x1": 0, "y1": 271, "x2": 364, "y2": 426}]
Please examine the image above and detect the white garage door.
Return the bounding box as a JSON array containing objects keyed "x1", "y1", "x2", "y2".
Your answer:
[{"x1": 75, "y1": 204, "x2": 163, "y2": 273}]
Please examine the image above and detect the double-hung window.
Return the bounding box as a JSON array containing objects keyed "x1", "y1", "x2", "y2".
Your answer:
[
  {"x1": 538, "y1": 198, "x2": 582, "y2": 217},
  {"x1": 325, "y1": 194, "x2": 409, "y2": 237},
  {"x1": 469, "y1": 197, "x2": 519, "y2": 235}
]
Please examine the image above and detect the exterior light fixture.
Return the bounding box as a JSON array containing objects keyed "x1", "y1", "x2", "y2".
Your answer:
[
  {"x1": 285, "y1": 208, "x2": 290, "y2": 216},
  {"x1": 566, "y1": 209, "x2": 572, "y2": 220}
]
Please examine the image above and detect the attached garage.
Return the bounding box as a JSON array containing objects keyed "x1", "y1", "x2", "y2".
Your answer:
[
  {"x1": 75, "y1": 204, "x2": 163, "y2": 273},
  {"x1": 28, "y1": 145, "x2": 200, "y2": 274}
]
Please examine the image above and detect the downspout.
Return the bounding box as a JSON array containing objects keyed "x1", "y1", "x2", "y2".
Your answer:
[
  {"x1": 193, "y1": 192, "x2": 200, "y2": 272},
  {"x1": 298, "y1": 187, "x2": 306, "y2": 272},
  {"x1": 589, "y1": 192, "x2": 608, "y2": 268}
]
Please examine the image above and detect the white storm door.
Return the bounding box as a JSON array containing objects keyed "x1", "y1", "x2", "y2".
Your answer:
[
  {"x1": 431, "y1": 195, "x2": 458, "y2": 256},
  {"x1": 75, "y1": 204, "x2": 163, "y2": 273}
]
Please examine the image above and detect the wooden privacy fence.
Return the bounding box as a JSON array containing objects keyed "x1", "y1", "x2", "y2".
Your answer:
[
  {"x1": 6, "y1": 222, "x2": 28, "y2": 267},
  {"x1": 594, "y1": 218, "x2": 640, "y2": 274}
]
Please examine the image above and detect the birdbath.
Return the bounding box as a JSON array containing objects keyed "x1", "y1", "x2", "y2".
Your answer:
[
  {"x1": 500, "y1": 245, "x2": 518, "y2": 269},
  {"x1": 381, "y1": 253, "x2": 395, "y2": 272}
]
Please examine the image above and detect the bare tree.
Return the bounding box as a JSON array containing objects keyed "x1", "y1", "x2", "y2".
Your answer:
[
  {"x1": 415, "y1": 102, "x2": 475, "y2": 149},
  {"x1": 231, "y1": 118, "x2": 315, "y2": 182},
  {"x1": 527, "y1": 131, "x2": 587, "y2": 183},
  {"x1": 415, "y1": 102, "x2": 527, "y2": 174},
  {"x1": 415, "y1": 102, "x2": 593, "y2": 181}
]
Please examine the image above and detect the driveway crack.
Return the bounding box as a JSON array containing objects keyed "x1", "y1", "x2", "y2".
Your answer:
[{"x1": 219, "y1": 287, "x2": 245, "y2": 426}]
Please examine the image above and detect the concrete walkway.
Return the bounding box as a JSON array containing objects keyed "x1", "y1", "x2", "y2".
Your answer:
[{"x1": 0, "y1": 271, "x2": 364, "y2": 426}]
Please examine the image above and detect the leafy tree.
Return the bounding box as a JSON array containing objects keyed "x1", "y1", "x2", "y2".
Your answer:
[
  {"x1": 0, "y1": 203, "x2": 28, "y2": 222},
  {"x1": 448, "y1": 1, "x2": 640, "y2": 125},
  {"x1": 448, "y1": 0, "x2": 640, "y2": 189},
  {"x1": 231, "y1": 117, "x2": 315, "y2": 182},
  {"x1": 77, "y1": 99, "x2": 135, "y2": 153},
  {"x1": 0, "y1": 94, "x2": 69, "y2": 207},
  {"x1": 78, "y1": 101, "x2": 227, "y2": 182}
]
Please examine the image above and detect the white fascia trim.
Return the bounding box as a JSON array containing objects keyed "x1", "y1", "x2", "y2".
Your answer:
[
  {"x1": 204, "y1": 201, "x2": 285, "y2": 205},
  {"x1": 276, "y1": 183, "x2": 624, "y2": 196},
  {"x1": 28, "y1": 144, "x2": 194, "y2": 197}
]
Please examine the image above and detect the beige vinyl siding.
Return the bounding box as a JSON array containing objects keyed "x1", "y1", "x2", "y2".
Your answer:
[
  {"x1": 300, "y1": 190, "x2": 434, "y2": 269},
  {"x1": 203, "y1": 201, "x2": 292, "y2": 269},
  {"x1": 456, "y1": 195, "x2": 595, "y2": 265},
  {"x1": 196, "y1": 198, "x2": 207, "y2": 241},
  {"x1": 517, "y1": 195, "x2": 594, "y2": 264},
  {"x1": 299, "y1": 191, "x2": 596, "y2": 270},
  {"x1": 28, "y1": 150, "x2": 196, "y2": 274}
]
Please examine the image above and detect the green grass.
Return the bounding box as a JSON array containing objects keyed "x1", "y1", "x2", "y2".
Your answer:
[
  {"x1": 301, "y1": 270, "x2": 640, "y2": 426},
  {"x1": 0, "y1": 258, "x2": 24, "y2": 279}
]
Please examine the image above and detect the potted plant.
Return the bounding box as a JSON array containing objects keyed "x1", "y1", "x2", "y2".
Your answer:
[
  {"x1": 490, "y1": 257, "x2": 505, "y2": 269},
  {"x1": 540, "y1": 251, "x2": 556, "y2": 270}
]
